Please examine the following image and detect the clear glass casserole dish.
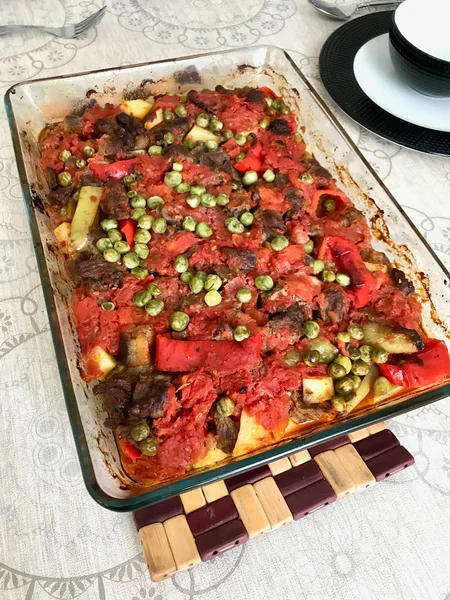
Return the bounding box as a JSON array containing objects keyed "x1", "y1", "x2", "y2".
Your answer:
[{"x1": 5, "y1": 45, "x2": 450, "y2": 511}]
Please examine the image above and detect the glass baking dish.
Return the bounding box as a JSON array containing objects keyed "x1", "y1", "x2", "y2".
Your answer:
[{"x1": 5, "y1": 46, "x2": 450, "y2": 511}]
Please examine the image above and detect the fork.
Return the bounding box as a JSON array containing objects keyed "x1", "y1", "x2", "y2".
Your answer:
[{"x1": 0, "y1": 5, "x2": 106, "y2": 39}]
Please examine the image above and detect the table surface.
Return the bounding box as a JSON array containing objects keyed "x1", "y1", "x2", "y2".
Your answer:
[{"x1": 1, "y1": 1, "x2": 449, "y2": 599}]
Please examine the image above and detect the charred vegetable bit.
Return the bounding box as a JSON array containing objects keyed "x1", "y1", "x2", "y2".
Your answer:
[{"x1": 41, "y1": 85, "x2": 444, "y2": 484}]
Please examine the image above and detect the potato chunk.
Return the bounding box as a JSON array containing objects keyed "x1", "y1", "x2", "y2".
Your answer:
[
  {"x1": 302, "y1": 376, "x2": 334, "y2": 404},
  {"x1": 120, "y1": 99, "x2": 153, "y2": 119}
]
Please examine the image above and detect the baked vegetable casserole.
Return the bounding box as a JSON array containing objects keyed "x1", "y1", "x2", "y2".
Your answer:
[{"x1": 39, "y1": 85, "x2": 450, "y2": 483}]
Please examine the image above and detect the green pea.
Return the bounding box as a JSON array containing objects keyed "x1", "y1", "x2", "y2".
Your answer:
[
  {"x1": 255, "y1": 275, "x2": 274, "y2": 291},
  {"x1": 190, "y1": 185, "x2": 206, "y2": 196},
  {"x1": 182, "y1": 216, "x2": 197, "y2": 232},
  {"x1": 303, "y1": 320, "x2": 320, "y2": 339},
  {"x1": 164, "y1": 171, "x2": 183, "y2": 187},
  {"x1": 271, "y1": 236, "x2": 289, "y2": 251},
  {"x1": 323, "y1": 198, "x2": 336, "y2": 213},
  {"x1": 304, "y1": 240, "x2": 314, "y2": 254},
  {"x1": 83, "y1": 145, "x2": 95, "y2": 158},
  {"x1": 76, "y1": 158, "x2": 86, "y2": 169},
  {"x1": 101, "y1": 301, "x2": 115, "y2": 312},
  {"x1": 336, "y1": 331, "x2": 351, "y2": 343},
  {"x1": 295, "y1": 132, "x2": 304, "y2": 142},
  {"x1": 196, "y1": 113, "x2": 210, "y2": 128},
  {"x1": 114, "y1": 240, "x2": 130, "y2": 254},
  {"x1": 240, "y1": 212, "x2": 254, "y2": 226},
  {"x1": 172, "y1": 162, "x2": 183, "y2": 172},
  {"x1": 132, "y1": 207, "x2": 147, "y2": 220},
  {"x1": 139, "y1": 437, "x2": 158, "y2": 456},
  {"x1": 138, "y1": 215, "x2": 154, "y2": 230},
  {"x1": 348, "y1": 375, "x2": 361, "y2": 390},
  {"x1": 205, "y1": 140, "x2": 218, "y2": 151},
  {"x1": 236, "y1": 153, "x2": 246, "y2": 163},
  {"x1": 226, "y1": 217, "x2": 245, "y2": 234},
  {"x1": 145, "y1": 299, "x2": 165, "y2": 316},
  {"x1": 242, "y1": 170, "x2": 258, "y2": 186},
  {"x1": 131, "y1": 195, "x2": 146, "y2": 208},
  {"x1": 223, "y1": 129, "x2": 234, "y2": 141},
  {"x1": 170, "y1": 311, "x2": 190, "y2": 332},
  {"x1": 175, "y1": 104, "x2": 188, "y2": 117},
  {"x1": 266, "y1": 106, "x2": 277, "y2": 117},
  {"x1": 131, "y1": 266, "x2": 149, "y2": 280},
  {"x1": 235, "y1": 133, "x2": 246, "y2": 146},
  {"x1": 234, "y1": 325, "x2": 251, "y2": 342},
  {"x1": 134, "y1": 229, "x2": 151, "y2": 244},
  {"x1": 123, "y1": 252, "x2": 140, "y2": 269},
  {"x1": 96, "y1": 238, "x2": 113, "y2": 252},
  {"x1": 134, "y1": 243, "x2": 149, "y2": 260},
  {"x1": 322, "y1": 270, "x2": 336, "y2": 283},
  {"x1": 108, "y1": 229, "x2": 122, "y2": 243},
  {"x1": 131, "y1": 422, "x2": 150, "y2": 442},
  {"x1": 328, "y1": 362, "x2": 347, "y2": 379},
  {"x1": 100, "y1": 218, "x2": 118, "y2": 232},
  {"x1": 372, "y1": 347, "x2": 388, "y2": 364},
  {"x1": 59, "y1": 149, "x2": 71, "y2": 162},
  {"x1": 263, "y1": 169, "x2": 276, "y2": 182},
  {"x1": 176, "y1": 183, "x2": 191, "y2": 194},
  {"x1": 183, "y1": 139, "x2": 196, "y2": 149},
  {"x1": 186, "y1": 195, "x2": 200, "y2": 208},
  {"x1": 133, "y1": 289, "x2": 152, "y2": 308},
  {"x1": 201, "y1": 193, "x2": 216, "y2": 208},
  {"x1": 209, "y1": 118, "x2": 223, "y2": 132},
  {"x1": 123, "y1": 174, "x2": 135, "y2": 187},
  {"x1": 147, "y1": 283, "x2": 161, "y2": 297},
  {"x1": 300, "y1": 173, "x2": 314, "y2": 184},
  {"x1": 351, "y1": 359, "x2": 370, "y2": 376},
  {"x1": 196, "y1": 270, "x2": 208, "y2": 281},
  {"x1": 336, "y1": 273, "x2": 351, "y2": 287},
  {"x1": 347, "y1": 323, "x2": 364, "y2": 340},
  {"x1": 196, "y1": 222, "x2": 212, "y2": 238},
  {"x1": 304, "y1": 349, "x2": 321, "y2": 366},
  {"x1": 236, "y1": 288, "x2": 252, "y2": 303},
  {"x1": 189, "y1": 276, "x2": 204, "y2": 294},
  {"x1": 205, "y1": 274, "x2": 222, "y2": 292},
  {"x1": 216, "y1": 396, "x2": 235, "y2": 417},
  {"x1": 331, "y1": 395, "x2": 347, "y2": 412},
  {"x1": 312, "y1": 259, "x2": 325, "y2": 275},
  {"x1": 163, "y1": 109, "x2": 175, "y2": 123},
  {"x1": 333, "y1": 355, "x2": 352, "y2": 374},
  {"x1": 180, "y1": 271, "x2": 192, "y2": 283},
  {"x1": 148, "y1": 145, "x2": 162, "y2": 156},
  {"x1": 259, "y1": 117, "x2": 270, "y2": 130},
  {"x1": 58, "y1": 171, "x2": 72, "y2": 186},
  {"x1": 359, "y1": 345, "x2": 373, "y2": 363},
  {"x1": 335, "y1": 377, "x2": 354, "y2": 395},
  {"x1": 103, "y1": 248, "x2": 121, "y2": 263},
  {"x1": 205, "y1": 290, "x2": 222, "y2": 306},
  {"x1": 174, "y1": 255, "x2": 189, "y2": 273},
  {"x1": 216, "y1": 193, "x2": 229, "y2": 206},
  {"x1": 152, "y1": 218, "x2": 167, "y2": 234},
  {"x1": 347, "y1": 344, "x2": 361, "y2": 360},
  {"x1": 272, "y1": 98, "x2": 284, "y2": 111}
]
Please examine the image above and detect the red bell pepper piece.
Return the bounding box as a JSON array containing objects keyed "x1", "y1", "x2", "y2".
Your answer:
[
  {"x1": 259, "y1": 86, "x2": 278, "y2": 99},
  {"x1": 155, "y1": 333, "x2": 262, "y2": 373},
  {"x1": 120, "y1": 440, "x2": 141, "y2": 461},
  {"x1": 234, "y1": 141, "x2": 263, "y2": 173},
  {"x1": 119, "y1": 219, "x2": 137, "y2": 249},
  {"x1": 311, "y1": 188, "x2": 350, "y2": 216},
  {"x1": 318, "y1": 236, "x2": 375, "y2": 308},
  {"x1": 89, "y1": 158, "x2": 140, "y2": 182},
  {"x1": 142, "y1": 274, "x2": 155, "y2": 285},
  {"x1": 380, "y1": 339, "x2": 450, "y2": 388}
]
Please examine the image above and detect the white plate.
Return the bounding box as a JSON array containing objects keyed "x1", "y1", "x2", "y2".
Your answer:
[{"x1": 353, "y1": 34, "x2": 450, "y2": 133}]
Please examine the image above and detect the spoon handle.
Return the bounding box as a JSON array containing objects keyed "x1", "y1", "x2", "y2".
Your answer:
[{"x1": 357, "y1": 0, "x2": 402, "y2": 9}]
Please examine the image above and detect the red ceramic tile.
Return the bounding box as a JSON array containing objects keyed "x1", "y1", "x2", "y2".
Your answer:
[
  {"x1": 354, "y1": 429, "x2": 400, "y2": 462},
  {"x1": 225, "y1": 465, "x2": 272, "y2": 492},
  {"x1": 275, "y1": 460, "x2": 323, "y2": 497},
  {"x1": 195, "y1": 519, "x2": 249, "y2": 561},
  {"x1": 366, "y1": 445, "x2": 414, "y2": 482},
  {"x1": 187, "y1": 496, "x2": 238, "y2": 537},
  {"x1": 308, "y1": 435, "x2": 351, "y2": 457},
  {"x1": 133, "y1": 495, "x2": 184, "y2": 530},
  {"x1": 285, "y1": 479, "x2": 337, "y2": 520}
]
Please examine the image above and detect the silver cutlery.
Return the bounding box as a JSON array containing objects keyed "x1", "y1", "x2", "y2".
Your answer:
[
  {"x1": 0, "y1": 5, "x2": 106, "y2": 39},
  {"x1": 308, "y1": 0, "x2": 402, "y2": 21}
]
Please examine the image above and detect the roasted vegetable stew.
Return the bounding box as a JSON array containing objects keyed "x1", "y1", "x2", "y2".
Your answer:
[{"x1": 40, "y1": 85, "x2": 450, "y2": 483}]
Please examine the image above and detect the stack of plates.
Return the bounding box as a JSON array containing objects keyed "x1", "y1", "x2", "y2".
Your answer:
[{"x1": 319, "y1": 12, "x2": 450, "y2": 156}]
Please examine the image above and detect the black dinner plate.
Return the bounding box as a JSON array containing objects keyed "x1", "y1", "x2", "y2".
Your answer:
[{"x1": 319, "y1": 11, "x2": 450, "y2": 156}]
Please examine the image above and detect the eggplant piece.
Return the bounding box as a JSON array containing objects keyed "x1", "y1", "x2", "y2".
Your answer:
[
  {"x1": 215, "y1": 415, "x2": 238, "y2": 454},
  {"x1": 361, "y1": 322, "x2": 424, "y2": 354},
  {"x1": 120, "y1": 325, "x2": 155, "y2": 367},
  {"x1": 290, "y1": 402, "x2": 332, "y2": 424}
]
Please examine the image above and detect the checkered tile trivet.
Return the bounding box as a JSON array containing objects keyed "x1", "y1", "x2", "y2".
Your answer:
[{"x1": 134, "y1": 422, "x2": 414, "y2": 582}]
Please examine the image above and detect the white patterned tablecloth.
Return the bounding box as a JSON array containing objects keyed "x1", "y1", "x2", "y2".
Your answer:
[{"x1": 0, "y1": 2, "x2": 449, "y2": 599}]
